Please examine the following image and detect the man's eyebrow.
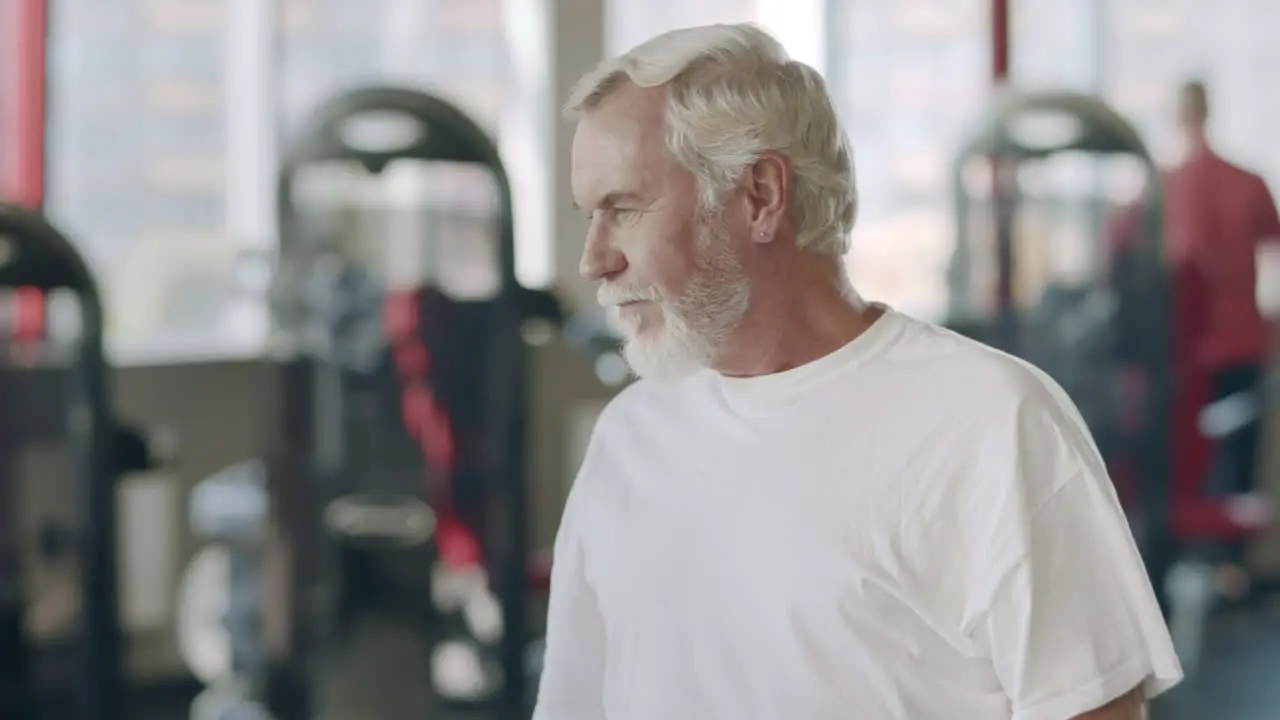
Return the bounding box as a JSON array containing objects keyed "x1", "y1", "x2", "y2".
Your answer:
[{"x1": 574, "y1": 192, "x2": 645, "y2": 212}]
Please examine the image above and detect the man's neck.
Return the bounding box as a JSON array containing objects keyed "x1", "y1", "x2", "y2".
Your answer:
[
  {"x1": 712, "y1": 259, "x2": 880, "y2": 378},
  {"x1": 1185, "y1": 130, "x2": 1211, "y2": 158}
]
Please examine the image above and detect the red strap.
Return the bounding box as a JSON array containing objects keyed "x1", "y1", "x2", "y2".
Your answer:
[
  {"x1": 382, "y1": 288, "x2": 556, "y2": 585},
  {"x1": 1171, "y1": 498, "x2": 1270, "y2": 541},
  {"x1": 435, "y1": 512, "x2": 483, "y2": 567},
  {"x1": 384, "y1": 289, "x2": 483, "y2": 567},
  {"x1": 13, "y1": 286, "x2": 44, "y2": 341}
]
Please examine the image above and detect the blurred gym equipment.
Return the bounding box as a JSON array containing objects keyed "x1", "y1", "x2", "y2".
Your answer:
[
  {"x1": 947, "y1": 90, "x2": 1174, "y2": 587},
  {"x1": 945, "y1": 88, "x2": 1280, "y2": 677},
  {"x1": 178, "y1": 458, "x2": 275, "y2": 720},
  {"x1": 0, "y1": 205, "x2": 157, "y2": 720},
  {"x1": 260, "y1": 86, "x2": 554, "y2": 720},
  {"x1": 949, "y1": 85, "x2": 1190, "y2": 643}
]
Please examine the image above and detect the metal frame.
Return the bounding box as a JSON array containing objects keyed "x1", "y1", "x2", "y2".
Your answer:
[
  {"x1": 269, "y1": 85, "x2": 531, "y2": 719},
  {"x1": 0, "y1": 203, "x2": 120, "y2": 720},
  {"x1": 945, "y1": 88, "x2": 1176, "y2": 602}
]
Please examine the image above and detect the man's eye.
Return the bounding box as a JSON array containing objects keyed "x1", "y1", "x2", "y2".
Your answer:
[{"x1": 613, "y1": 208, "x2": 640, "y2": 221}]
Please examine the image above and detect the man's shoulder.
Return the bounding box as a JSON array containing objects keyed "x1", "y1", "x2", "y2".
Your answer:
[
  {"x1": 593, "y1": 372, "x2": 712, "y2": 430},
  {"x1": 892, "y1": 318, "x2": 1061, "y2": 400},
  {"x1": 896, "y1": 328, "x2": 1107, "y2": 548},
  {"x1": 888, "y1": 319, "x2": 1089, "y2": 442},
  {"x1": 1196, "y1": 152, "x2": 1269, "y2": 189}
]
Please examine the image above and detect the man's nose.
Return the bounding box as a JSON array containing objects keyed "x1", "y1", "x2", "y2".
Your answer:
[{"x1": 579, "y1": 225, "x2": 626, "y2": 282}]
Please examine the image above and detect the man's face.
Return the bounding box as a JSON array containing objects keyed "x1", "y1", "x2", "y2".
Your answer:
[{"x1": 571, "y1": 84, "x2": 750, "y2": 380}]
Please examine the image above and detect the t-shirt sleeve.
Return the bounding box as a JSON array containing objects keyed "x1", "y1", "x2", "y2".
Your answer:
[{"x1": 966, "y1": 392, "x2": 1184, "y2": 720}]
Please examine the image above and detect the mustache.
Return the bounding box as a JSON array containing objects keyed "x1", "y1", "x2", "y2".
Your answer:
[{"x1": 597, "y1": 284, "x2": 662, "y2": 308}]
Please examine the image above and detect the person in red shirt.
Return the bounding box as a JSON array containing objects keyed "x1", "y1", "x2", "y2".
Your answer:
[{"x1": 1166, "y1": 80, "x2": 1280, "y2": 567}]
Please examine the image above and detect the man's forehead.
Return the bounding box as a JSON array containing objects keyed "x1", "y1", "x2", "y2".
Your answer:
[
  {"x1": 577, "y1": 85, "x2": 664, "y2": 149},
  {"x1": 572, "y1": 84, "x2": 669, "y2": 202},
  {"x1": 594, "y1": 81, "x2": 665, "y2": 123}
]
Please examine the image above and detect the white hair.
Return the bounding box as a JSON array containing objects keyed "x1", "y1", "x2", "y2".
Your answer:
[{"x1": 566, "y1": 23, "x2": 857, "y2": 257}]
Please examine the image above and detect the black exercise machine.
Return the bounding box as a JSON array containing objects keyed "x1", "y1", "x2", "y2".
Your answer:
[
  {"x1": 263, "y1": 86, "x2": 554, "y2": 720},
  {"x1": 0, "y1": 204, "x2": 154, "y2": 720},
  {"x1": 946, "y1": 89, "x2": 1175, "y2": 595}
]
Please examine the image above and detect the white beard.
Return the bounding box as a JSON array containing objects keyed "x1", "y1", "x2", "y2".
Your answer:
[
  {"x1": 616, "y1": 303, "x2": 713, "y2": 382},
  {"x1": 601, "y1": 214, "x2": 751, "y2": 382}
]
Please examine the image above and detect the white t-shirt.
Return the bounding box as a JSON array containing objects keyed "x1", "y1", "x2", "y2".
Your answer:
[{"x1": 534, "y1": 307, "x2": 1183, "y2": 720}]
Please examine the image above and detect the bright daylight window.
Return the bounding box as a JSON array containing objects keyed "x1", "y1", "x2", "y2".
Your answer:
[{"x1": 45, "y1": 0, "x2": 548, "y2": 364}]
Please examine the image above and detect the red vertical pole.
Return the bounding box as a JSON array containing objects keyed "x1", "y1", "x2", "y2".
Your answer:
[
  {"x1": 1, "y1": 0, "x2": 50, "y2": 348},
  {"x1": 992, "y1": 0, "x2": 1010, "y2": 83},
  {"x1": 991, "y1": 0, "x2": 1015, "y2": 324},
  {"x1": 1, "y1": 0, "x2": 46, "y2": 208},
  {"x1": 0, "y1": 0, "x2": 46, "y2": 207},
  {"x1": 17, "y1": 0, "x2": 48, "y2": 209},
  {"x1": 0, "y1": 0, "x2": 17, "y2": 200}
]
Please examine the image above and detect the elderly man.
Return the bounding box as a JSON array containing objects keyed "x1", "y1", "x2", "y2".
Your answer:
[{"x1": 536, "y1": 23, "x2": 1182, "y2": 720}]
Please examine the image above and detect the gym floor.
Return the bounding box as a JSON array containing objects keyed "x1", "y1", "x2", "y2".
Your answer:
[{"x1": 1152, "y1": 601, "x2": 1280, "y2": 720}]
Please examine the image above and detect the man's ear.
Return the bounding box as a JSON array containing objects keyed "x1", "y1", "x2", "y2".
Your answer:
[{"x1": 747, "y1": 152, "x2": 790, "y2": 244}]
